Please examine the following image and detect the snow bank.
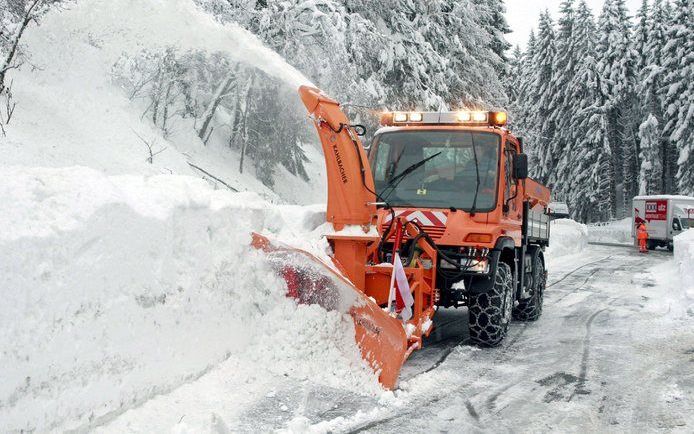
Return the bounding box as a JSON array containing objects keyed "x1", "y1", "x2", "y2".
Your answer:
[
  {"x1": 673, "y1": 229, "x2": 694, "y2": 298},
  {"x1": 588, "y1": 217, "x2": 633, "y2": 245},
  {"x1": 546, "y1": 219, "x2": 589, "y2": 259},
  {"x1": 0, "y1": 166, "x2": 375, "y2": 432}
]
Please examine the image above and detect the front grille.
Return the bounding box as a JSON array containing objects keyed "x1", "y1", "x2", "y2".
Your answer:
[{"x1": 381, "y1": 224, "x2": 446, "y2": 241}]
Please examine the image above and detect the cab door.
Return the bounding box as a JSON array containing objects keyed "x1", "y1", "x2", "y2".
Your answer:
[{"x1": 500, "y1": 137, "x2": 523, "y2": 243}]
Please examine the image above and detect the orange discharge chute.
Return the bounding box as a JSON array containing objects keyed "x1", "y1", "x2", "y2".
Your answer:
[{"x1": 252, "y1": 234, "x2": 408, "y2": 389}]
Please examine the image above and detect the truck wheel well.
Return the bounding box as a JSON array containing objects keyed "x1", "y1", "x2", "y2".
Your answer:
[
  {"x1": 494, "y1": 236, "x2": 517, "y2": 274},
  {"x1": 499, "y1": 247, "x2": 516, "y2": 273},
  {"x1": 527, "y1": 245, "x2": 545, "y2": 269}
]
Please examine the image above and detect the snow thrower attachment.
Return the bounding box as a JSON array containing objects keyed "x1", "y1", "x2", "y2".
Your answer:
[{"x1": 251, "y1": 233, "x2": 408, "y2": 389}]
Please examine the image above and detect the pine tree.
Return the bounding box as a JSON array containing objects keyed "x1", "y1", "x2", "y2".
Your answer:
[
  {"x1": 638, "y1": 114, "x2": 662, "y2": 195},
  {"x1": 514, "y1": 31, "x2": 540, "y2": 170},
  {"x1": 661, "y1": 0, "x2": 693, "y2": 195},
  {"x1": 425, "y1": 0, "x2": 507, "y2": 108},
  {"x1": 528, "y1": 11, "x2": 557, "y2": 184},
  {"x1": 473, "y1": 0, "x2": 512, "y2": 79},
  {"x1": 507, "y1": 45, "x2": 522, "y2": 109},
  {"x1": 639, "y1": 0, "x2": 672, "y2": 193},
  {"x1": 564, "y1": 1, "x2": 614, "y2": 222},
  {"x1": 595, "y1": 0, "x2": 635, "y2": 218},
  {"x1": 547, "y1": 0, "x2": 577, "y2": 199}
]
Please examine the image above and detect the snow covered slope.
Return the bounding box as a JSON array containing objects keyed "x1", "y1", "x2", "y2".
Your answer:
[
  {"x1": 2, "y1": 0, "x2": 326, "y2": 204},
  {"x1": 0, "y1": 166, "x2": 375, "y2": 432}
]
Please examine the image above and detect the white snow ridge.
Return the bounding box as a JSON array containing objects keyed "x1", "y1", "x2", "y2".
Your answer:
[{"x1": 0, "y1": 166, "x2": 379, "y2": 432}]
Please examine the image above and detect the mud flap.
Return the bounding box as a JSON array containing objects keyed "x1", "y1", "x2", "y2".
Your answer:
[{"x1": 252, "y1": 233, "x2": 408, "y2": 389}]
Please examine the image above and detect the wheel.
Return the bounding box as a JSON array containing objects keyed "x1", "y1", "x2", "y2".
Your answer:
[
  {"x1": 667, "y1": 242, "x2": 674, "y2": 252},
  {"x1": 468, "y1": 262, "x2": 513, "y2": 347},
  {"x1": 647, "y1": 240, "x2": 656, "y2": 250},
  {"x1": 513, "y1": 253, "x2": 545, "y2": 321}
]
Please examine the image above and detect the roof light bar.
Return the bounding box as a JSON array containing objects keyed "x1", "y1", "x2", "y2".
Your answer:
[{"x1": 381, "y1": 111, "x2": 508, "y2": 127}]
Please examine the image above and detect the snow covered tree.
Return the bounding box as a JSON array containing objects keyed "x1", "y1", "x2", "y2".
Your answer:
[
  {"x1": 506, "y1": 46, "x2": 522, "y2": 109},
  {"x1": 473, "y1": 0, "x2": 512, "y2": 79},
  {"x1": 595, "y1": 0, "x2": 636, "y2": 218},
  {"x1": 528, "y1": 11, "x2": 557, "y2": 184},
  {"x1": 561, "y1": 1, "x2": 616, "y2": 221},
  {"x1": 423, "y1": 0, "x2": 507, "y2": 108},
  {"x1": 638, "y1": 0, "x2": 673, "y2": 193},
  {"x1": 512, "y1": 31, "x2": 540, "y2": 170},
  {"x1": 638, "y1": 113, "x2": 662, "y2": 195},
  {"x1": 0, "y1": 0, "x2": 55, "y2": 134},
  {"x1": 661, "y1": 0, "x2": 693, "y2": 195},
  {"x1": 547, "y1": 0, "x2": 577, "y2": 198}
]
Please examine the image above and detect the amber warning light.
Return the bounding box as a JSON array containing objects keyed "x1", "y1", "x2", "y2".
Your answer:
[{"x1": 381, "y1": 111, "x2": 508, "y2": 127}]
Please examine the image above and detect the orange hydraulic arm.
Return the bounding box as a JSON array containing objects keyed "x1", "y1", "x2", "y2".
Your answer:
[{"x1": 299, "y1": 86, "x2": 376, "y2": 230}]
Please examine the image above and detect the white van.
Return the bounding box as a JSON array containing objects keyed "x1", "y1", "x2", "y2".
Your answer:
[
  {"x1": 548, "y1": 201, "x2": 570, "y2": 220},
  {"x1": 632, "y1": 195, "x2": 694, "y2": 251}
]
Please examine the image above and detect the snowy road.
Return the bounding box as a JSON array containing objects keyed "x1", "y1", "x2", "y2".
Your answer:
[
  {"x1": 339, "y1": 245, "x2": 693, "y2": 433},
  {"x1": 100, "y1": 245, "x2": 694, "y2": 433}
]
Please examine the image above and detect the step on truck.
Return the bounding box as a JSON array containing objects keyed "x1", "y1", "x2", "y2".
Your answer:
[
  {"x1": 254, "y1": 87, "x2": 551, "y2": 389},
  {"x1": 633, "y1": 195, "x2": 694, "y2": 251}
]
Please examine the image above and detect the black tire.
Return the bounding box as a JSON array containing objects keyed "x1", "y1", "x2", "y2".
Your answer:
[
  {"x1": 513, "y1": 253, "x2": 545, "y2": 321},
  {"x1": 647, "y1": 240, "x2": 656, "y2": 250},
  {"x1": 468, "y1": 262, "x2": 513, "y2": 347},
  {"x1": 667, "y1": 242, "x2": 674, "y2": 252}
]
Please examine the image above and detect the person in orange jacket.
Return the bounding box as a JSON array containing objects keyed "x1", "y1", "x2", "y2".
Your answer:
[{"x1": 637, "y1": 222, "x2": 649, "y2": 253}]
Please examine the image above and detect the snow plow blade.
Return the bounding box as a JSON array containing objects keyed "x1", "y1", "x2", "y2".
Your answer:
[{"x1": 252, "y1": 233, "x2": 408, "y2": 389}]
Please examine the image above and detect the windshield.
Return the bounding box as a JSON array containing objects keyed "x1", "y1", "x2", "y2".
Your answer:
[{"x1": 371, "y1": 130, "x2": 500, "y2": 211}]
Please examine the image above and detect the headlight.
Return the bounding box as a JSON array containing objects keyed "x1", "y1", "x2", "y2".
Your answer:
[{"x1": 468, "y1": 258, "x2": 489, "y2": 273}]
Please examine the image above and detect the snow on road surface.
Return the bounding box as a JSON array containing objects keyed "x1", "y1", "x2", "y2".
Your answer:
[{"x1": 299, "y1": 245, "x2": 694, "y2": 433}]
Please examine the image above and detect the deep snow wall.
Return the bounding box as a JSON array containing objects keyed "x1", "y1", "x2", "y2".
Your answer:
[
  {"x1": 545, "y1": 218, "x2": 589, "y2": 260},
  {"x1": 0, "y1": 166, "x2": 372, "y2": 432},
  {"x1": 674, "y1": 229, "x2": 694, "y2": 298}
]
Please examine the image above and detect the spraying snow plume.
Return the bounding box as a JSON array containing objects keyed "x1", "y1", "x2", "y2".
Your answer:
[{"x1": 56, "y1": 0, "x2": 313, "y2": 89}]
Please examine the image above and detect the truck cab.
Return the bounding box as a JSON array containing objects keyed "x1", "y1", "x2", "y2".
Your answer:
[{"x1": 367, "y1": 111, "x2": 551, "y2": 344}]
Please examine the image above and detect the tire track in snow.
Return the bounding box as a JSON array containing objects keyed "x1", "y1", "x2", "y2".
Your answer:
[
  {"x1": 344, "y1": 253, "x2": 629, "y2": 433},
  {"x1": 347, "y1": 324, "x2": 530, "y2": 433},
  {"x1": 547, "y1": 255, "x2": 613, "y2": 289},
  {"x1": 570, "y1": 307, "x2": 609, "y2": 401}
]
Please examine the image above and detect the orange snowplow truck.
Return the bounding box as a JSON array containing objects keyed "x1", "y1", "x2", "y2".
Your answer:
[{"x1": 254, "y1": 87, "x2": 550, "y2": 389}]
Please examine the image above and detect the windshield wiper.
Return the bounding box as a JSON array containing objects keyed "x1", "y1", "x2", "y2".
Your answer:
[
  {"x1": 469, "y1": 133, "x2": 480, "y2": 215},
  {"x1": 381, "y1": 152, "x2": 442, "y2": 201}
]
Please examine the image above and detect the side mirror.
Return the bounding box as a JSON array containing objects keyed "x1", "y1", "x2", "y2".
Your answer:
[
  {"x1": 513, "y1": 153, "x2": 528, "y2": 180},
  {"x1": 673, "y1": 219, "x2": 681, "y2": 231}
]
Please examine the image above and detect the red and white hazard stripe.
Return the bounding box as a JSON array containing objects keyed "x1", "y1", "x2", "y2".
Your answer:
[{"x1": 383, "y1": 210, "x2": 448, "y2": 226}]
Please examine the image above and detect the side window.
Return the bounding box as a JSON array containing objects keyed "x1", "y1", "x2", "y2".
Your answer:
[
  {"x1": 374, "y1": 142, "x2": 391, "y2": 182},
  {"x1": 504, "y1": 144, "x2": 517, "y2": 208}
]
